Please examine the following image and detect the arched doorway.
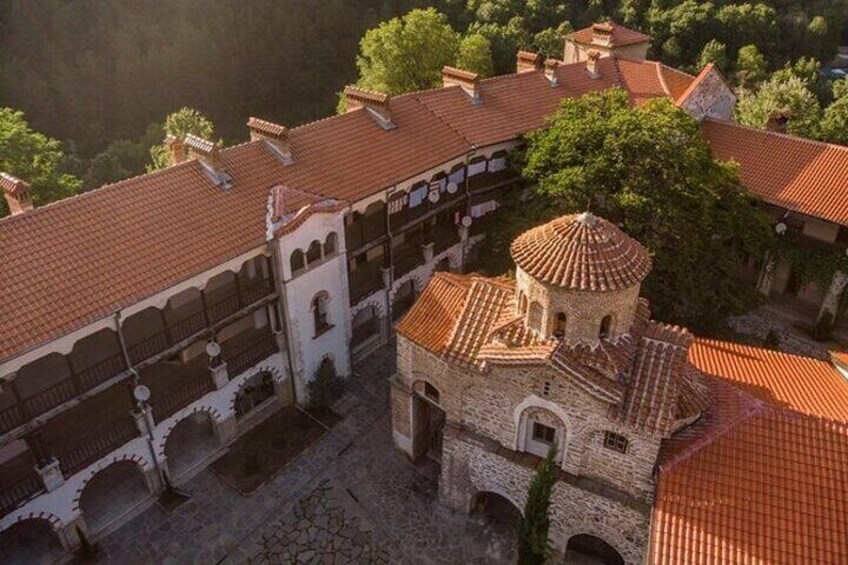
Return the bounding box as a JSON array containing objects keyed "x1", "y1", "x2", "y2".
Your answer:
[
  {"x1": 0, "y1": 518, "x2": 62, "y2": 565},
  {"x1": 79, "y1": 460, "x2": 151, "y2": 535},
  {"x1": 164, "y1": 411, "x2": 219, "y2": 482},
  {"x1": 235, "y1": 372, "x2": 276, "y2": 419},
  {"x1": 470, "y1": 491, "x2": 521, "y2": 563},
  {"x1": 565, "y1": 534, "x2": 625, "y2": 565},
  {"x1": 411, "y1": 382, "x2": 445, "y2": 462}
]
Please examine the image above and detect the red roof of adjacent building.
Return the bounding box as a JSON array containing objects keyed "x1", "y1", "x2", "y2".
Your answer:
[
  {"x1": 703, "y1": 118, "x2": 848, "y2": 226},
  {"x1": 690, "y1": 338, "x2": 848, "y2": 421},
  {"x1": 565, "y1": 22, "x2": 652, "y2": 48}
]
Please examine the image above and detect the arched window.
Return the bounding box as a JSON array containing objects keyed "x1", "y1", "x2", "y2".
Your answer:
[
  {"x1": 554, "y1": 312, "x2": 567, "y2": 338},
  {"x1": 290, "y1": 249, "x2": 305, "y2": 275},
  {"x1": 312, "y1": 292, "x2": 331, "y2": 335},
  {"x1": 518, "y1": 292, "x2": 528, "y2": 314},
  {"x1": 306, "y1": 240, "x2": 322, "y2": 265},
  {"x1": 599, "y1": 315, "x2": 612, "y2": 339},
  {"x1": 324, "y1": 232, "x2": 338, "y2": 256},
  {"x1": 528, "y1": 301, "x2": 543, "y2": 332}
]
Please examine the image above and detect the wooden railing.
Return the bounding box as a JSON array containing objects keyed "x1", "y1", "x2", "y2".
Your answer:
[
  {"x1": 432, "y1": 223, "x2": 460, "y2": 254},
  {"x1": 57, "y1": 417, "x2": 138, "y2": 476},
  {"x1": 0, "y1": 404, "x2": 24, "y2": 435},
  {"x1": 77, "y1": 354, "x2": 125, "y2": 391},
  {"x1": 349, "y1": 261, "x2": 384, "y2": 304},
  {"x1": 169, "y1": 310, "x2": 207, "y2": 343},
  {"x1": 0, "y1": 471, "x2": 43, "y2": 517},
  {"x1": 393, "y1": 243, "x2": 425, "y2": 279},
  {"x1": 224, "y1": 334, "x2": 278, "y2": 377},
  {"x1": 150, "y1": 370, "x2": 214, "y2": 422},
  {"x1": 128, "y1": 332, "x2": 169, "y2": 365},
  {"x1": 240, "y1": 277, "x2": 273, "y2": 305},
  {"x1": 207, "y1": 293, "x2": 240, "y2": 323},
  {"x1": 23, "y1": 379, "x2": 77, "y2": 419}
]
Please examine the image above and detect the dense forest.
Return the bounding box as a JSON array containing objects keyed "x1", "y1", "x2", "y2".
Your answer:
[{"x1": 1, "y1": 0, "x2": 848, "y2": 214}]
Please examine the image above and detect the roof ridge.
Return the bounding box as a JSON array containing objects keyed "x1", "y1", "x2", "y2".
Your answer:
[
  {"x1": 654, "y1": 61, "x2": 671, "y2": 98},
  {"x1": 705, "y1": 117, "x2": 848, "y2": 152}
]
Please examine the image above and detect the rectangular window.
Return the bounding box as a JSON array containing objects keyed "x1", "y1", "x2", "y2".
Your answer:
[
  {"x1": 603, "y1": 431, "x2": 629, "y2": 454},
  {"x1": 532, "y1": 422, "x2": 556, "y2": 444}
]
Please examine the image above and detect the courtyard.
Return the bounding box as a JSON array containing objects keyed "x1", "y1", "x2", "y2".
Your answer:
[{"x1": 90, "y1": 345, "x2": 518, "y2": 564}]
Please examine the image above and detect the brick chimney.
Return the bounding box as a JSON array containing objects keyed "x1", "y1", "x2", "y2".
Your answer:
[
  {"x1": 184, "y1": 134, "x2": 233, "y2": 189},
  {"x1": 247, "y1": 117, "x2": 294, "y2": 165},
  {"x1": 591, "y1": 22, "x2": 614, "y2": 46},
  {"x1": 344, "y1": 86, "x2": 395, "y2": 130},
  {"x1": 442, "y1": 66, "x2": 481, "y2": 102},
  {"x1": 516, "y1": 51, "x2": 543, "y2": 73},
  {"x1": 164, "y1": 134, "x2": 187, "y2": 166},
  {"x1": 544, "y1": 59, "x2": 560, "y2": 86},
  {"x1": 1, "y1": 173, "x2": 33, "y2": 215},
  {"x1": 766, "y1": 108, "x2": 792, "y2": 133},
  {"x1": 586, "y1": 50, "x2": 602, "y2": 79}
]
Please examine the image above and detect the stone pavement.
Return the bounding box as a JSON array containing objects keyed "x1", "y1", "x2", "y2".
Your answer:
[{"x1": 94, "y1": 345, "x2": 516, "y2": 564}]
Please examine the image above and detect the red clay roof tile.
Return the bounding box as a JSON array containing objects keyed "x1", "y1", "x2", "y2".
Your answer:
[{"x1": 565, "y1": 22, "x2": 651, "y2": 48}]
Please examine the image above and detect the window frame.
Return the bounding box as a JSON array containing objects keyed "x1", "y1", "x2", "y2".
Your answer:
[{"x1": 603, "y1": 431, "x2": 629, "y2": 454}]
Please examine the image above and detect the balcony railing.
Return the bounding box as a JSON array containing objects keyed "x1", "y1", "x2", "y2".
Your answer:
[
  {"x1": 0, "y1": 404, "x2": 24, "y2": 435},
  {"x1": 0, "y1": 469, "x2": 43, "y2": 517},
  {"x1": 224, "y1": 333, "x2": 278, "y2": 377},
  {"x1": 169, "y1": 310, "x2": 207, "y2": 343},
  {"x1": 127, "y1": 332, "x2": 169, "y2": 365},
  {"x1": 57, "y1": 417, "x2": 138, "y2": 476},
  {"x1": 207, "y1": 292, "x2": 240, "y2": 324},
  {"x1": 240, "y1": 277, "x2": 273, "y2": 305},
  {"x1": 349, "y1": 260, "x2": 385, "y2": 304},
  {"x1": 23, "y1": 379, "x2": 77, "y2": 419},
  {"x1": 393, "y1": 242, "x2": 425, "y2": 279},
  {"x1": 77, "y1": 353, "x2": 126, "y2": 391},
  {"x1": 150, "y1": 369, "x2": 214, "y2": 422},
  {"x1": 432, "y1": 223, "x2": 460, "y2": 254}
]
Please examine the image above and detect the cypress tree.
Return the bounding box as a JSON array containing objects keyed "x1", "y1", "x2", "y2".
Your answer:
[{"x1": 517, "y1": 447, "x2": 557, "y2": 565}]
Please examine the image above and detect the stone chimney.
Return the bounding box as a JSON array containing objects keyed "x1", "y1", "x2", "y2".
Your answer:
[
  {"x1": 586, "y1": 50, "x2": 602, "y2": 79},
  {"x1": 544, "y1": 59, "x2": 560, "y2": 86},
  {"x1": 766, "y1": 108, "x2": 792, "y2": 133},
  {"x1": 0, "y1": 173, "x2": 33, "y2": 215},
  {"x1": 247, "y1": 117, "x2": 294, "y2": 165},
  {"x1": 442, "y1": 66, "x2": 481, "y2": 102},
  {"x1": 344, "y1": 86, "x2": 395, "y2": 130},
  {"x1": 164, "y1": 135, "x2": 187, "y2": 166},
  {"x1": 591, "y1": 22, "x2": 614, "y2": 46},
  {"x1": 516, "y1": 50, "x2": 543, "y2": 73},
  {"x1": 184, "y1": 134, "x2": 233, "y2": 189}
]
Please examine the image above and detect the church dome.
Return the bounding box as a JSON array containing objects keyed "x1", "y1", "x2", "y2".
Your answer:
[{"x1": 510, "y1": 212, "x2": 651, "y2": 292}]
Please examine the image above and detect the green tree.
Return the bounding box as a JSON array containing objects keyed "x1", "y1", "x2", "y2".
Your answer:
[
  {"x1": 697, "y1": 39, "x2": 728, "y2": 73},
  {"x1": 148, "y1": 107, "x2": 215, "y2": 171},
  {"x1": 0, "y1": 108, "x2": 81, "y2": 217},
  {"x1": 457, "y1": 34, "x2": 495, "y2": 77},
  {"x1": 820, "y1": 80, "x2": 848, "y2": 145},
  {"x1": 772, "y1": 57, "x2": 829, "y2": 103},
  {"x1": 354, "y1": 8, "x2": 460, "y2": 95},
  {"x1": 83, "y1": 123, "x2": 163, "y2": 189},
  {"x1": 735, "y1": 75, "x2": 822, "y2": 138},
  {"x1": 517, "y1": 89, "x2": 773, "y2": 330},
  {"x1": 533, "y1": 22, "x2": 573, "y2": 60},
  {"x1": 468, "y1": 18, "x2": 530, "y2": 75},
  {"x1": 517, "y1": 447, "x2": 557, "y2": 565},
  {"x1": 735, "y1": 44, "x2": 768, "y2": 89}
]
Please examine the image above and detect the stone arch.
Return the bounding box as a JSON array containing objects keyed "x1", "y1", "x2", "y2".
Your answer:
[
  {"x1": 163, "y1": 409, "x2": 221, "y2": 482},
  {"x1": 76, "y1": 458, "x2": 152, "y2": 534},
  {"x1": 0, "y1": 510, "x2": 62, "y2": 534},
  {"x1": 564, "y1": 532, "x2": 626, "y2": 565},
  {"x1": 393, "y1": 273, "x2": 422, "y2": 297},
  {"x1": 310, "y1": 290, "x2": 331, "y2": 335},
  {"x1": 0, "y1": 514, "x2": 64, "y2": 565},
  {"x1": 411, "y1": 377, "x2": 442, "y2": 406},
  {"x1": 156, "y1": 405, "x2": 223, "y2": 459},
  {"x1": 470, "y1": 489, "x2": 523, "y2": 518},
  {"x1": 232, "y1": 370, "x2": 277, "y2": 419},
  {"x1": 350, "y1": 295, "x2": 386, "y2": 319},
  {"x1": 599, "y1": 314, "x2": 613, "y2": 339},
  {"x1": 229, "y1": 365, "x2": 285, "y2": 412},
  {"x1": 513, "y1": 395, "x2": 573, "y2": 463}
]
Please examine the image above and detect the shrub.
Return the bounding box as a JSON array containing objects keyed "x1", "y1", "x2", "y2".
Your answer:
[{"x1": 308, "y1": 357, "x2": 345, "y2": 409}]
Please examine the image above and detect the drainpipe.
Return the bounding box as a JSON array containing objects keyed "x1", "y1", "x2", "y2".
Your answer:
[
  {"x1": 268, "y1": 240, "x2": 300, "y2": 405},
  {"x1": 114, "y1": 311, "x2": 140, "y2": 385},
  {"x1": 384, "y1": 186, "x2": 397, "y2": 327}
]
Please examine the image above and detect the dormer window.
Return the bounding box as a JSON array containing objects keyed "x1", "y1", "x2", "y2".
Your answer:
[
  {"x1": 599, "y1": 315, "x2": 612, "y2": 339},
  {"x1": 554, "y1": 313, "x2": 567, "y2": 338}
]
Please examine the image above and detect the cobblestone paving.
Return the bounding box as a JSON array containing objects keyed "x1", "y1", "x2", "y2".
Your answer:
[
  {"x1": 93, "y1": 345, "x2": 516, "y2": 564},
  {"x1": 729, "y1": 309, "x2": 837, "y2": 359}
]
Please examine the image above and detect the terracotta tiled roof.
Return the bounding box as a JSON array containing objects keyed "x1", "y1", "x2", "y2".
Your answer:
[
  {"x1": 653, "y1": 393, "x2": 848, "y2": 564},
  {"x1": 510, "y1": 212, "x2": 652, "y2": 292},
  {"x1": 0, "y1": 56, "x2": 689, "y2": 364},
  {"x1": 690, "y1": 338, "x2": 848, "y2": 421},
  {"x1": 703, "y1": 119, "x2": 848, "y2": 226},
  {"x1": 395, "y1": 272, "x2": 471, "y2": 355},
  {"x1": 565, "y1": 22, "x2": 651, "y2": 47},
  {"x1": 615, "y1": 58, "x2": 695, "y2": 105},
  {"x1": 832, "y1": 350, "x2": 848, "y2": 370},
  {"x1": 0, "y1": 172, "x2": 30, "y2": 195}
]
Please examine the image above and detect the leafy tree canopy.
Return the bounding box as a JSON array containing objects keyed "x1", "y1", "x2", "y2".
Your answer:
[
  {"x1": 735, "y1": 74, "x2": 822, "y2": 138},
  {"x1": 457, "y1": 33, "x2": 495, "y2": 78},
  {"x1": 508, "y1": 89, "x2": 773, "y2": 331},
  {"x1": 354, "y1": 8, "x2": 460, "y2": 95},
  {"x1": 698, "y1": 39, "x2": 728, "y2": 73},
  {"x1": 820, "y1": 80, "x2": 848, "y2": 145},
  {"x1": 148, "y1": 107, "x2": 216, "y2": 171},
  {"x1": 0, "y1": 108, "x2": 81, "y2": 217},
  {"x1": 734, "y1": 44, "x2": 768, "y2": 89}
]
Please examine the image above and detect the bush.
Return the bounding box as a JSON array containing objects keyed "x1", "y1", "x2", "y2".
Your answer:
[{"x1": 308, "y1": 358, "x2": 345, "y2": 409}]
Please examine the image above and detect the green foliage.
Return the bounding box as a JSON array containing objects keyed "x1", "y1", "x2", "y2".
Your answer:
[
  {"x1": 0, "y1": 108, "x2": 81, "y2": 217},
  {"x1": 468, "y1": 18, "x2": 530, "y2": 75},
  {"x1": 148, "y1": 107, "x2": 216, "y2": 171},
  {"x1": 308, "y1": 357, "x2": 345, "y2": 409},
  {"x1": 518, "y1": 88, "x2": 774, "y2": 330},
  {"x1": 533, "y1": 22, "x2": 573, "y2": 60},
  {"x1": 355, "y1": 8, "x2": 460, "y2": 95},
  {"x1": 698, "y1": 40, "x2": 728, "y2": 73},
  {"x1": 735, "y1": 44, "x2": 768, "y2": 89},
  {"x1": 517, "y1": 447, "x2": 557, "y2": 565},
  {"x1": 772, "y1": 57, "x2": 829, "y2": 103},
  {"x1": 457, "y1": 34, "x2": 495, "y2": 78},
  {"x1": 735, "y1": 75, "x2": 822, "y2": 138},
  {"x1": 819, "y1": 79, "x2": 848, "y2": 145},
  {"x1": 82, "y1": 123, "x2": 163, "y2": 189}
]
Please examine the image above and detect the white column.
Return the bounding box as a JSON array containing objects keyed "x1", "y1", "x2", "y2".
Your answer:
[
  {"x1": 757, "y1": 252, "x2": 776, "y2": 296},
  {"x1": 817, "y1": 271, "x2": 848, "y2": 323},
  {"x1": 210, "y1": 362, "x2": 229, "y2": 389}
]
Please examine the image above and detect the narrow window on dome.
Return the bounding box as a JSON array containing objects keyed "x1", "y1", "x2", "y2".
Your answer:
[
  {"x1": 554, "y1": 312, "x2": 567, "y2": 338},
  {"x1": 542, "y1": 381, "x2": 551, "y2": 396},
  {"x1": 603, "y1": 431, "x2": 629, "y2": 454},
  {"x1": 518, "y1": 292, "x2": 528, "y2": 314},
  {"x1": 529, "y1": 301, "x2": 543, "y2": 332},
  {"x1": 599, "y1": 315, "x2": 612, "y2": 339}
]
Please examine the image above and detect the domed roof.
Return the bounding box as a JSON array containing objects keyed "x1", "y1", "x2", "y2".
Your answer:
[{"x1": 510, "y1": 212, "x2": 652, "y2": 292}]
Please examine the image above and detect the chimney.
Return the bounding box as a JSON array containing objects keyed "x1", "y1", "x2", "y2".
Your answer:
[
  {"x1": 0, "y1": 173, "x2": 33, "y2": 215},
  {"x1": 517, "y1": 51, "x2": 543, "y2": 73},
  {"x1": 766, "y1": 108, "x2": 792, "y2": 133},
  {"x1": 591, "y1": 22, "x2": 614, "y2": 46},
  {"x1": 164, "y1": 134, "x2": 187, "y2": 166},
  {"x1": 586, "y1": 50, "x2": 602, "y2": 79},
  {"x1": 544, "y1": 59, "x2": 560, "y2": 86},
  {"x1": 442, "y1": 66, "x2": 481, "y2": 103},
  {"x1": 184, "y1": 134, "x2": 233, "y2": 189},
  {"x1": 247, "y1": 117, "x2": 294, "y2": 165},
  {"x1": 343, "y1": 86, "x2": 395, "y2": 130}
]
